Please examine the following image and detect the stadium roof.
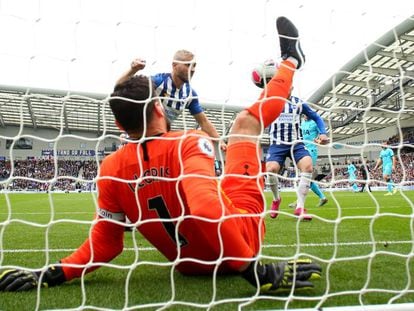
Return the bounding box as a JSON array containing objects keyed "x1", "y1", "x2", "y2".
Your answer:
[
  {"x1": 308, "y1": 15, "x2": 414, "y2": 140},
  {"x1": 0, "y1": 85, "x2": 240, "y2": 139},
  {"x1": 0, "y1": 15, "x2": 413, "y2": 144}
]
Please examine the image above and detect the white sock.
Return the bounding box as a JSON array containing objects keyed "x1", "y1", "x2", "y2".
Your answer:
[
  {"x1": 267, "y1": 174, "x2": 279, "y2": 200},
  {"x1": 296, "y1": 172, "x2": 312, "y2": 208},
  {"x1": 287, "y1": 56, "x2": 299, "y2": 67}
]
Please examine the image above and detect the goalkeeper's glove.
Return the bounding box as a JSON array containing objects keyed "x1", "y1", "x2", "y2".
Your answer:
[
  {"x1": 242, "y1": 258, "x2": 322, "y2": 293},
  {"x1": 0, "y1": 264, "x2": 66, "y2": 292}
]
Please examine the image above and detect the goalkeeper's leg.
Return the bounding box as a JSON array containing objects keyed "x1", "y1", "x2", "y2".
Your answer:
[{"x1": 241, "y1": 16, "x2": 304, "y2": 133}]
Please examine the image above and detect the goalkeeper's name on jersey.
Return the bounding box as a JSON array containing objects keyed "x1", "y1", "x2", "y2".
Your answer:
[{"x1": 127, "y1": 166, "x2": 171, "y2": 192}]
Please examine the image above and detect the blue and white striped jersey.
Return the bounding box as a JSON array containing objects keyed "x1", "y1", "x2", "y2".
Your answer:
[
  {"x1": 268, "y1": 96, "x2": 327, "y2": 145},
  {"x1": 152, "y1": 73, "x2": 203, "y2": 121},
  {"x1": 268, "y1": 96, "x2": 302, "y2": 145}
]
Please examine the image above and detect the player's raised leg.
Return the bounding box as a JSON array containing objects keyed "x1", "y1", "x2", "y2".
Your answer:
[
  {"x1": 225, "y1": 16, "x2": 321, "y2": 292},
  {"x1": 230, "y1": 16, "x2": 305, "y2": 143}
]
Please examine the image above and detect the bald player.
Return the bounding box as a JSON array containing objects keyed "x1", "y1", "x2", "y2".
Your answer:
[{"x1": 116, "y1": 50, "x2": 226, "y2": 151}]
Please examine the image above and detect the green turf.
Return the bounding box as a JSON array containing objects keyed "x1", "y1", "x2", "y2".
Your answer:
[{"x1": 0, "y1": 191, "x2": 414, "y2": 310}]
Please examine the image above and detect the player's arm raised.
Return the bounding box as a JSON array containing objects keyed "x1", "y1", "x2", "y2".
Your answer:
[{"x1": 115, "y1": 58, "x2": 147, "y2": 86}]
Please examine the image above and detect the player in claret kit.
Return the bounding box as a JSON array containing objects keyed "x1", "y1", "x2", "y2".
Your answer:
[{"x1": 0, "y1": 17, "x2": 321, "y2": 294}]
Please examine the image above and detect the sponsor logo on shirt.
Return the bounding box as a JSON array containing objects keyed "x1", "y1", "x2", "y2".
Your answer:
[{"x1": 278, "y1": 113, "x2": 294, "y2": 123}]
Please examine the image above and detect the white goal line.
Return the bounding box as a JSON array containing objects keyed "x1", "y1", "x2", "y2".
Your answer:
[{"x1": 3, "y1": 240, "x2": 411, "y2": 253}]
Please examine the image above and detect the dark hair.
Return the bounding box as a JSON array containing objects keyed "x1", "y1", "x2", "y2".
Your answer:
[{"x1": 109, "y1": 75, "x2": 156, "y2": 134}]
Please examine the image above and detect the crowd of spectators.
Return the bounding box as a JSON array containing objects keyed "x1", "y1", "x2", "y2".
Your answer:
[
  {"x1": 1, "y1": 130, "x2": 413, "y2": 192},
  {"x1": 0, "y1": 159, "x2": 99, "y2": 192},
  {"x1": 320, "y1": 147, "x2": 414, "y2": 189},
  {"x1": 388, "y1": 127, "x2": 414, "y2": 145}
]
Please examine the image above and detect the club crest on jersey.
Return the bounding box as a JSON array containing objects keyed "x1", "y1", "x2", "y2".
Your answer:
[{"x1": 198, "y1": 137, "x2": 214, "y2": 157}]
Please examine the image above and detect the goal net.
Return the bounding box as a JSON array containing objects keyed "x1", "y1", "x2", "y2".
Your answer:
[{"x1": 1, "y1": 1, "x2": 414, "y2": 310}]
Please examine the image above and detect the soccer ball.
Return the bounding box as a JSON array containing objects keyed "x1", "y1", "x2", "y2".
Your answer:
[{"x1": 251, "y1": 59, "x2": 278, "y2": 88}]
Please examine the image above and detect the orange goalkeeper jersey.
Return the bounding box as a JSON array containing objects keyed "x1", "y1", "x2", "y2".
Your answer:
[{"x1": 61, "y1": 130, "x2": 265, "y2": 279}]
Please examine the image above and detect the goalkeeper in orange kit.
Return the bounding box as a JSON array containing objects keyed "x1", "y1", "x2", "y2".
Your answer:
[{"x1": 0, "y1": 17, "x2": 321, "y2": 293}]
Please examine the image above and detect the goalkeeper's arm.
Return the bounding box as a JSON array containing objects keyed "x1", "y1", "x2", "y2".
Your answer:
[
  {"x1": 0, "y1": 218, "x2": 125, "y2": 291},
  {"x1": 60, "y1": 217, "x2": 125, "y2": 281}
]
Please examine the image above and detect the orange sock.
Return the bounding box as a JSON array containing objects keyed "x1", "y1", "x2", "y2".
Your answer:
[{"x1": 246, "y1": 60, "x2": 296, "y2": 128}]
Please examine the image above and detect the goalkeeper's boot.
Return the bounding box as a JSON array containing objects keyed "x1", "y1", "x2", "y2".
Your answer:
[
  {"x1": 242, "y1": 259, "x2": 322, "y2": 293},
  {"x1": 392, "y1": 188, "x2": 398, "y2": 195},
  {"x1": 276, "y1": 16, "x2": 305, "y2": 69},
  {"x1": 270, "y1": 197, "x2": 281, "y2": 219},
  {"x1": 294, "y1": 207, "x2": 312, "y2": 221}
]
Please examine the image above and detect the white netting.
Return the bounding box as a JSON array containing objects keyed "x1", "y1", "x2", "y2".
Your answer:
[{"x1": 1, "y1": 1, "x2": 414, "y2": 310}]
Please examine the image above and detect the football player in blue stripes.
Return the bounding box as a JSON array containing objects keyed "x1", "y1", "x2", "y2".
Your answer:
[
  {"x1": 266, "y1": 96, "x2": 329, "y2": 221},
  {"x1": 373, "y1": 141, "x2": 398, "y2": 195},
  {"x1": 288, "y1": 114, "x2": 329, "y2": 208},
  {"x1": 116, "y1": 50, "x2": 226, "y2": 151}
]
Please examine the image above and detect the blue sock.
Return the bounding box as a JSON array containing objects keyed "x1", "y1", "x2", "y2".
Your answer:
[
  {"x1": 352, "y1": 183, "x2": 358, "y2": 192},
  {"x1": 310, "y1": 182, "x2": 325, "y2": 199},
  {"x1": 387, "y1": 181, "x2": 393, "y2": 192}
]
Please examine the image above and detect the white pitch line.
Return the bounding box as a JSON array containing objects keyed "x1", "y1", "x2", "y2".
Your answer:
[
  {"x1": 2, "y1": 202, "x2": 413, "y2": 216},
  {"x1": 0, "y1": 211, "x2": 94, "y2": 215},
  {"x1": 2, "y1": 240, "x2": 412, "y2": 253},
  {"x1": 263, "y1": 240, "x2": 413, "y2": 248}
]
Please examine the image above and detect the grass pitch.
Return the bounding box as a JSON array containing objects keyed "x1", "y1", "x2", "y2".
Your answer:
[{"x1": 0, "y1": 190, "x2": 414, "y2": 310}]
